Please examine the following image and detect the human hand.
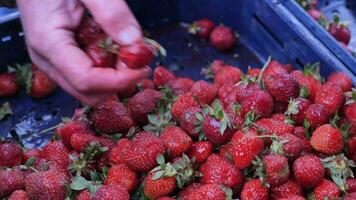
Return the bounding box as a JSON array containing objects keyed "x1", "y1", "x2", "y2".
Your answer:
[{"x1": 17, "y1": 0, "x2": 151, "y2": 105}]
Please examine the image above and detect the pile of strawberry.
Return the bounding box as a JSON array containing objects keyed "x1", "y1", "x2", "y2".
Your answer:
[
  {"x1": 296, "y1": 0, "x2": 352, "y2": 49},
  {"x1": 1, "y1": 52, "x2": 356, "y2": 200}
]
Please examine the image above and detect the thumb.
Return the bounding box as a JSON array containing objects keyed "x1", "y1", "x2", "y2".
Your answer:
[{"x1": 80, "y1": 0, "x2": 143, "y2": 46}]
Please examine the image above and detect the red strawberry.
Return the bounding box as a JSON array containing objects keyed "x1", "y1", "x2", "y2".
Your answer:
[
  {"x1": 235, "y1": 82, "x2": 261, "y2": 103},
  {"x1": 8, "y1": 190, "x2": 29, "y2": 200},
  {"x1": 345, "y1": 192, "x2": 356, "y2": 200},
  {"x1": 264, "y1": 60, "x2": 290, "y2": 77},
  {"x1": 310, "y1": 124, "x2": 344, "y2": 155},
  {"x1": 315, "y1": 82, "x2": 344, "y2": 114},
  {"x1": 285, "y1": 97, "x2": 311, "y2": 125},
  {"x1": 262, "y1": 154, "x2": 290, "y2": 186},
  {"x1": 328, "y1": 19, "x2": 351, "y2": 45},
  {"x1": 307, "y1": 9, "x2": 325, "y2": 21},
  {"x1": 214, "y1": 66, "x2": 242, "y2": 88},
  {"x1": 90, "y1": 99, "x2": 134, "y2": 134},
  {"x1": 123, "y1": 131, "x2": 165, "y2": 172},
  {"x1": 137, "y1": 78, "x2": 155, "y2": 90},
  {"x1": 345, "y1": 103, "x2": 356, "y2": 131},
  {"x1": 241, "y1": 179, "x2": 269, "y2": 200},
  {"x1": 108, "y1": 138, "x2": 130, "y2": 165},
  {"x1": 293, "y1": 154, "x2": 324, "y2": 189},
  {"x1": 274, "y1": 101, "x2": 289, "y2": 114},
  {"x1": 220, "y1": 129, "x2": 264, "y2": 169},
  {"x1": 119, "y1": 40, "x2": 156, "y2": 69},
  {"x1": 167, "y1": 77, "x2": 195, "y2": 95},
  {"x1": 161, "y1": 126, "x2": 193, "y2": 159},
  {"x1": 210, "y1": 59, "x2": 225, "y2": 75},
  {"x1": 153, "y1": 66, "x2": 176, "y2": 87},
  {"x1": 202, "y1": 115, "x2": 234, "y2": 146},
  {"x1": 157, "y1": 197, "x2": 175, "y2": 200},
  {"x1": 84, "y1": 38, "x2": 116, "y2": 68},
  {"x1": 92, "y1": 185, "x2": 129, "y2": 200},
  {"x1": 171, "y1": 93, "x2": 199, "y2": 120},
  {"x1": 177, "y1": 106, "x2": 202, "y2": 138},
  {"x1": 277, "y1": 195, "x2": 305, "y2": 200},
  {"x1": 347, "y1": 136, "x2": 356, "y2": 162},
  {"x1": 24, "y1": 149, "x2": 41, "y2": 162},
  {"x1": 187, "y1": 141, "x2": 213, "y2": 163},
  {"x1": 0, "y1": 169, "x2": 24, "y2": 198},
  {"x1": 346, "y1": 178, "x2": 356, "y2": 193},
  {"x1": 30, "y1": 67, "x2": 57, "y2": 98},
  {"x1": 76, "y1": 16, "x2": 104, "y2": 46},
  {"x1": 182, "y1": 183, "x2": 232, "y2": 200},
  {"x1": 0, "y1": 143, "x2": 23, "y2": 167},
  {"x1": 179, "y1": 183, "x2": 203, "y2": 199},
  {"x1": 312, "y1": 179, "x2": 341, "y2": 200},
  {"x1": 264, "y1": 73, "x2": 299, "y2": 102},
  {"x1": 247, "y1": 67, "x2": 261, "y2": 77},
  {"x1": 278, "y1": 133, "x2": 304, "y2": 160},
  {"x1": 271, "y1": 179, "x2": 302, "y2": 200},
  {"x1": 24, "y1": 169, "x2": 69, "y2": 200},
  {"x1": 327, "y1": 72, "x2": 352, "y2": 92},
  {"x1": 75, "y1": 189, "x2": 90, "y2": 200},
  {"x1": 56, "y1": 120, "x2": 93, "y2": 149},
  {"x1": 143, "y1": 172, "x2": 176, "y2": 199},
  {"x1": 271, "y1": 113, "x2": 286, "y2": 122},
  {"x1": 290, "y1": 67, "x2": 322, "y2": 102},
  {"x1": 293, "y1": 126, "x2": 313, "y2": 153},
  {"x1": 210, "y1": 25, "x2": 237, "y2": 50},
  {"x1": 70, "y1": 132, "x2": 101, "y2": 152},
  {"x1": 0, "y1": 73, "x2": 20, "y2": 97},
  {"x1": 187, "y1": 19, "x2": 215, "y2": 39},
  {"x1": 42, "y1": 140, "x2": 70, "y2": 170},
  {"x1": 105, "y1": 164, "x2": 138, "y2": 192},
  {"x1": 305, "y1": 104, "x2": 331, "y2": 129},
  {"x1": 241, "y1": 89, "x2": 274, "y2": 119},
  {"x1": 190, "y1": 80, "x2": 217, "y2": 104},
  {"x1": 127, "y1": 88, "x2": 162, "y2": 125},
  {"x1": 199, "y1": 154, "x2": 243, "y2": 189},
  {"x1": 256, "y1": 118, "x2": 295, "y2": 138},
  {"x1": 217, "y1": 83, "x2": 237, "y2": 107}
]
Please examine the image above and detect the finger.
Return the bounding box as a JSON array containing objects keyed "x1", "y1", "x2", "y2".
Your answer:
[
  {"x1": 29, "y1": 48, "x2": 111, "y2": 106},
  {"x1": 80, "y1": 0, "x2": 143, "y2": 46}
]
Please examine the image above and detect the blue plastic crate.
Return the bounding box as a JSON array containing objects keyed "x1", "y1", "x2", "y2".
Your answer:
[
  {"x1": 281, "y1": 0, "x2": 356, "y2": 76},
  {"x1": 0, "y1": 0, "x2": 355, "y2": 148}
]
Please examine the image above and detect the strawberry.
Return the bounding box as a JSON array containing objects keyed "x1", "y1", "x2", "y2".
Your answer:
[
  {"x1": 240, "y1": 179, "x2": 269, "y2": 200},
  {"x1": 42, "y1": 140, "x2": 70, "y2": 170},
  {"x1": 167, "y1": 77, "x2": 195, "y2": 95},
  {"x1": 187, "y1": 19, "x2": 215, "y2": 39},
  {"x1": 171, "y1": 93, "x2": 199, "y2": 120},
  {"x1": 76, "y1": 16, "x2": 104, "y2": 46},
  {"x1": 0, "y1": 169, "x2": 24, "y2": 198},
  {"x1": 84, "y1": 37, "x2": 116, "y2": 68},
  {"x1": 264, "y1": 73, "x2": 299, "y2": 102},
  {"x1": 118, "y1": 39, "x2": 156, "y2": 69},
  {"x1": 179, "y1": 183, "x2": 203, "y2": 199},
  {"x1": 220, "y1": 129, "x2": 264, "y2": 169},
  {"x1": 293, "y1": 126, "x2": 313, "y2": 153},
  {"x1": 108, "y1": 138, "x2": 130, "y2": 165},
  {"x1": 263, "y1": 60, "x2": 291, "y2": 77},
  {"x1": 187, "y1": 141, "x2": 213, "y2": 163},
  {"x1": 271, "y1": 113, "x2": 286, "y2": 122},
  {"x1": 258, "y1": 154, "x2": 290, "y2": 186},
  {"x1": 285, "y1": 97, "x2": 311, "y2": 125},
  {"x1": 214, "y1": 66, "x2": 242, "y2": 88},
  {"x1": 293, "y1": 154, "x2": 324, "y2": 189},
  {"x1": 345, "y1": 192, "x2": 356, "y2": 200},
  {"x1": 0, "y1": 143, "x2": 23, "y2": 167},
  {"x1": 277, "y1": 195, "x2": 305, "y2": 200},
  {"x1": 307, "y1": 8, "x2": 324, "y2": 20},
  {"x1": 310, "y1": 124, "x2": 344, "y2": 155},
  {"x1": 270, "y1": 179, "x2": 302, "y2": 200},
  {"x1": 328, "y1": 15, "x2": 351, "y2": 45},
  {"x1": 241, "y1": 89, "x2": 274, "y2": 119},
  {"x1": 177, "y1": 106, "x2": 202, "y2": 138},
  {"x1": 347, "y1": 136, "x2": 356, "y2": 162},
  {"x1": 127, "y1": 88, "x2": 162, "y2": 125},
  {"x1": 70, "y1": 133, "x2": 101, "y2": 151},
  {"x1": 8, "y1": 190, "x2": 29, "y2": 200},
  {"x1": 182, "y1": 183, "x2": 232, "y2": 200},
  {"x1": 315, "y1": 82, "x2": 344, "y2": 114},
  {"x1": 190, "y1": 80, "x2": 217, "y2": 104},
  {"x1": 157, "y1": 197, "x2": 175, "y2": 200},
  {"x1": 105, "y1": 164, "x2": 138, "y2": 192},
  {"x1": 29, "y1": 66, "x2": 57, "y2": 98},
  {"x1": 24, "y1": 169, "x2": 69, "y2": 200},
  {"x1": 56, "y1": 120, "x2": 93, "y2": 149},
  {"x1": 137, "y1": 78, "x2": 155, "y2": 90},
  {"x1": 276, "y1": 133, "x2": 304, "y2": 160},
  {"x1": 290, "y1": 65, "x2": 322, "y2": 101},
  {"x1": 123, "y1": 131, "x2": 165, "y2": 172},
  {"x1": 345, "y1": 103, "x2": 356, "y2": 131},
  {"x1": 210, "y1": 59, "x2": 225, "y2": 75},
  {"x1": 161, "y1": 126, "x2": 193, "y2": 158},
  {"x1": 90, "y1": 99, "x2": 134, "y2": 134},
  {"x1": 92, "y1": 185, "x2": 129, "y2": 200},
  {"x1": 327, "y1": 72, "x2": 352, "y2": 92},
  {"x1": 24, "y1": 148, "x2": 41, "y2": 162},
  {"x1": 274, "y1": 101, "x2": 289, "y2": 114},
  {"x1": 0, "y1": 73, "x2": 20, "y2": 97},
  {"x1": 346, "y1": 178, "x2": 356, "y2": 193},
  {"x1": 256, "y1": 118, "x2": 295, "y2": 139},
  {"x1": 247, "y1": 67, "x2": 261, "y2": 77},
  {"x1": 153, "y1": 66, "x2": 176, "y2": 87},
  {"x1": 217, "y1": 83, "x2": 238, "y2": 107},
  {"x1": 199, "y1": 154, "x2": 243, "y2": 189},
  {"x1": 143, "y1": 172, "x2": 177, "y2": 199},
  {"x1": 235, "y1": 82, "x2": 261, "y2": 103},
  {"x1": 210, "y1": 25, "x2": 237, "y2": 50},
  {"x1": 305, "y1": 104, "x2": 331, "y2": 129},
  {"x1": 75, "y1": 189, "x2": 90, "y2": 200},
  {"x1": 312, "y1": 179, "x2": 341, "y2": 200}
]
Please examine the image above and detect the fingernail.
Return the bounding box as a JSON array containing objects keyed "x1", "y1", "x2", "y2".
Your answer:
[{"x1": 117, "y1": 25, "x2": 142, "y2": 46}]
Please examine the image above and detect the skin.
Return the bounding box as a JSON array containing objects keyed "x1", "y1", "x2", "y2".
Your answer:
[{"x1": 17, "y1": 0, "x2": 151, "y2": 105}]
